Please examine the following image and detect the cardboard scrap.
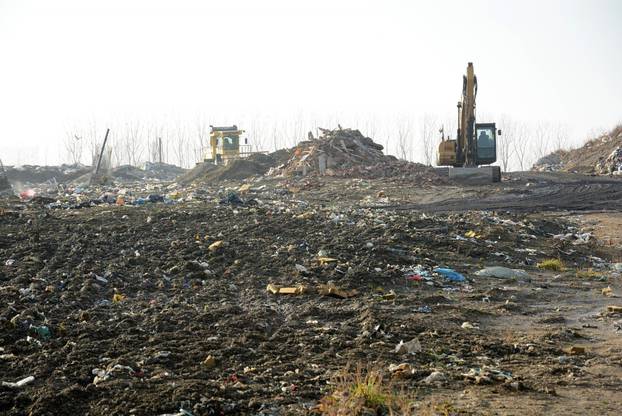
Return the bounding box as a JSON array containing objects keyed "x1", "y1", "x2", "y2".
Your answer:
[
  {"x1": 208, "y1": 240, "x2": 224, "y2": 252},
  {"x1": 317, "y1": 283, "x2": 357, "y2": 299},
  {"x1": 266, "y1": 283, "x2": 306, "y2": 295}
]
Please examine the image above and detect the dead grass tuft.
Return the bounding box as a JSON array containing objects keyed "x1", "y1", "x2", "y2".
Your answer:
[
  {"x1": 315, "y1": 364, "x2": 415, "y2": 415},
  {"x1": 537, "y1": 258, "x2": 564, "y2": 271}
]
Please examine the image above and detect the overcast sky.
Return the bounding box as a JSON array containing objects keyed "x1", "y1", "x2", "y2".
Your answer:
[{"x1": 0, "y1": 0, "x2": 621, "y2": 166}]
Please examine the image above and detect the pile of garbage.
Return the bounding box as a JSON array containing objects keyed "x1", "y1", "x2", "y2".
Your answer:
[
  {"x1": 531, "y1": 151, "x2": 565, "y2": 172},
  {"x1": 595, "y1": 146, "x2": 622, "y2": 175},
  {"x1": 267, "y1": 127, "x2": 440, "y2": 180},
  {"x1": 531, "y1": 124, "x2": 622, "y2": 174}
]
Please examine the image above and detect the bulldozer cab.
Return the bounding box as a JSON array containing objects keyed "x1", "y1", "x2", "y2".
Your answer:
[{"x1": 474, "y1": 123, "x2": 498, "y2": 165}]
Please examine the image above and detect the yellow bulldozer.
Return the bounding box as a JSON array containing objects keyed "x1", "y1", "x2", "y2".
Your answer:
[
  {"x1": 204, "y1": 125, "x2": 249, "y2": 165},
  {"x1": 437, "y1": 62, "x2": 501, "y2": 182}
]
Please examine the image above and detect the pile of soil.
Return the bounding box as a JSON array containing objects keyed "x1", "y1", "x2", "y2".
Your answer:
[
  {"x1": 72, "y1": 163, "x2": 188, "y2": 185},
  {"x1": 532, "y1": 124, "x2": 622, "y2": 174},
  {"x1": 4, "y1": 164, "x2": 92, "y2": 185},
  {"x1": 179, "y1": 159, "x2": 268, "y2": 184},
  {"x1": 179, "y1": 149, "x2": 293, "y2": 184},
  {"x1": 142, "y1": 162, "x2": 187, "y2": 181}
]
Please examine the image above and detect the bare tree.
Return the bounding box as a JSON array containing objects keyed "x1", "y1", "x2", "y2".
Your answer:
[
  {"x1": 109, "y1": 127, "x2": 123, "y2": 167},
  {"x1": 497, "y1": 115, "x2": 515, "y2": 172},
  {"x1": 171, "y1": 122, "x2": 188, "y2": 167},
  {"x1": 195, "y1": 116, "x2": 209, "y2": 161},
  {"x1": 512, "y1": 121, "x2": 529, "y2": 171},
  {"x1": 553, "y1": 122, "x2": 569, "y2": 151},
  {"x1": 420, "y1": 114, "x2": 437, "y2": 166},
  {"x1": 84, "y1": 120, "x2": 100, "y2": 165},
  {"x1": 64, "y1": 130, "x2": 84, "y2": 165},
  {"x1": 363, "y1": 117, "x2": 377, "y2": 140},
  {"x1": 396, "y1": 117, "x2": 412, "y2": 161},
  {"x1": 122, "y1": 121, "x2": 144, "y2": 166},
  {"x1": 271, "y1": 122, "x2": 282, "y2": 152},
  {"x1": 532, "y1": 121, "x2": 551, "y2": 163}
]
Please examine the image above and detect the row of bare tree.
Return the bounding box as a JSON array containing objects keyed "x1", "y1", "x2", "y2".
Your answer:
[{"x1": 64, "y1": 116, "x2": 574, "y2": 172}]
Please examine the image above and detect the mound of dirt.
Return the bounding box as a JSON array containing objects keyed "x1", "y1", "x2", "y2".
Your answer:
[
  {"x1": 532, "y1": 124, "x2": 622, "y2": 174},
  {"x1": 71, "y1": 162, "x2": 188, "y2": 185},
  {"x1": 142, "y1": 162, "x2": 187, "y2": 180},
  {"x1": 179, "y1": 159, "x2": 268, "y2": 184},
  {"x1": 4, "y1": 164, "x2": 92, "y2": 185},
  {"x1": 179, "y1": 149, "x2": 293, "y2": 184}
]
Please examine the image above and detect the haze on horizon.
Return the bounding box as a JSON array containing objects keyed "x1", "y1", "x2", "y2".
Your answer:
[{"x1": 0, "y1": 0, "x2": 621, "y2": 169}]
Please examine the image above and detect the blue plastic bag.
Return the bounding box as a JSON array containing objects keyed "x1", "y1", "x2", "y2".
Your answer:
[{"x1": 433, "y1": 267, "x2": 466, "y2": 282}]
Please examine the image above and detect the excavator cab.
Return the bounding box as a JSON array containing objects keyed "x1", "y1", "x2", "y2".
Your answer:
[{"x1": 475, "y1": 123, "x2": 498, "y2": 165}]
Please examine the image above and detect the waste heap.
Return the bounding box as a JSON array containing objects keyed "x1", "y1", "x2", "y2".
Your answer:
[
  {"x1": 268, "y1": 127, "x2": 440, "y2": 180},
  {"x1": 595, "y1": 146, "x2": 622, "y2": 175},
  {"x1": 531, "y1": 124, "x2": 622, "y2": 174},
  {"x1": 531, "y1": 151, "x2": 565, "y2": 172}
]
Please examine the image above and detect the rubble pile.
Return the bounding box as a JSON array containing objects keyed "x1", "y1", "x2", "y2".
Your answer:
[
  {"x1": 268, "y1": 127, "x2": 440, "y2": 180},
  {"x1": 532, "y1": 124, "x2": 622, "y2": 174}
]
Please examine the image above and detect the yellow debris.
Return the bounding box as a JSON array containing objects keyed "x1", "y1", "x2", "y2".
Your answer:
[
  {"x1": 208, "y1": 240, "x2": 224, "y2": 252},
  {"x1": 112, "y1": 293, "x2": 125, "y2": 303},
  {"x1": 565, "y1": 346, "x2": 586, "y2": 355},
  {"x1": 465, "y1": 230, "x2": 481, "y2": 238},
  {"x1": 266, "y1": 283, "x2": 306, "y2": 295},
  {"x1": 317, "y1": 283, "x2": 357, "y2": 299},
  {"x1": 202, "y1": 355, "x2": 216, "y2": 368},
  {"x1": 318, "y1": 257, "x2": 338, "y2": 265}
]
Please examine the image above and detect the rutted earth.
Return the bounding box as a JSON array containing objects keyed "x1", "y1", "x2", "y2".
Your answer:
[{"x1": 1, "y1": 175, "x2": 621, "y2": 415}]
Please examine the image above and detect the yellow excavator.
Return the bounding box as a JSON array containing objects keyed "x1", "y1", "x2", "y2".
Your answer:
[{"x1": 437, "y1": 62, "x2": 501, "y2": 182}]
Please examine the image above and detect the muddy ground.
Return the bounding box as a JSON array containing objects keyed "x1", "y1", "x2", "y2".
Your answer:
[{"x1": 1, "y1": 173, "x2": 621, "y2": 415}]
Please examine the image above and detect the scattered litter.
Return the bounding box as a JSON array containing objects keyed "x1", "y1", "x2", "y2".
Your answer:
[
  {"x1": 1, "y1": 376, "x2": 35, "y2": 389},
  {"x1": 388, "y1": 363, "x2": 413, "y2": 378},
  {"x1": 317, "y1": 282, "x2": 357, "y2": 299},
  {"x1": 208, "y1": 241, "x2": 224, "y2": 252},
  {"x1": 423, "y1": 371, "x2": 447, "y2": 384},
  {"x1": 564, "y1": 346, "x2": 586, "y2": 355},
  {"x1": 474, "y1": 266, "x2": 530, "y2": 279},
  {"x1": 395, "y1": 338, "x2": 422, "y2": 354},
  {"x1": 202, "y1": 355, "x2": 216, "y2": 368},
  {"x1": 266, "y1": 284, "x2": 306, "y2": 295}
]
